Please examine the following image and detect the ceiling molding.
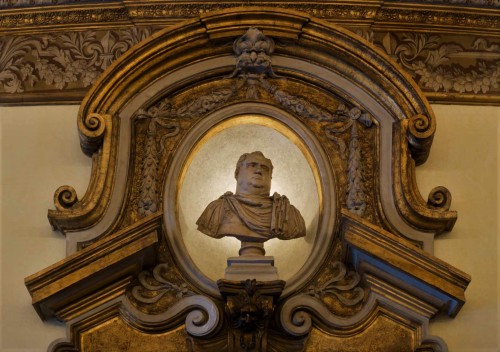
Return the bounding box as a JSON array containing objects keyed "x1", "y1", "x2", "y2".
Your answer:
[{"x1": 1, "y1": 1, "x2": 499, "y2": 105}]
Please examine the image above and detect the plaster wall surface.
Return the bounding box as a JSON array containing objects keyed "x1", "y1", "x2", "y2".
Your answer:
[
  {"x1": 0, "y1": 104, "x2": 498, "y2": 351},
  {"x1": 416, "y1": 105, "x2": 499, "y2": 352}
]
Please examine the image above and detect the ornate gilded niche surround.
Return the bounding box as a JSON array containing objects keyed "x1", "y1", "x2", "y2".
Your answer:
[{"x1": 25, "y1": 8, "x2": 470, "y2": 352}]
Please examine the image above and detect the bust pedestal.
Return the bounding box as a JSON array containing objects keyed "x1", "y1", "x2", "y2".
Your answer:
[{"x1": 225, "y1": 241, "x2": 279, "y2": 281}]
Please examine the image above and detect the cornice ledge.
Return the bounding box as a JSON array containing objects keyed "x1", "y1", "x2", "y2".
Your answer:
[
  {"x1": 1, "y1": 4, "x2": 498, "y2": 105},
  {"x1": 340, "y1": 210, "x2": 470, "y2": 317},
  {"x1": 280, "y1": 283, "x2": 446, "y2": 350},
  {"x1": 0, "y1": 2, "x2": 131, "y2": 34},
  {"x1": 373, "y1": 2, "x2": 500, "y2": 34},
  {"x1": 1, "y1": 1, "x2": 498, "y2": 34},
  {"x1": 24, "y1": 213, "x2": 162, "y2": 320}
]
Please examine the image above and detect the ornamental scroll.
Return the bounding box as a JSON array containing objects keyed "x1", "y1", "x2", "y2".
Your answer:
[{"x1": 25, "y1": 8, "x2": 470, "y2": 352}]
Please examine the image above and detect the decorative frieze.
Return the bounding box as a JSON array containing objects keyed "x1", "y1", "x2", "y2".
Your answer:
[
  {"x1": 1, "y1": 2, "x2": 498, "y2": 104},
  {"x1": 375, "y1": 33, "x2": 500, "y2": 98},
  {"x1": 0, "y1": 27, "x2": 152, "y2": 95},
  {"x1": 25, "y1": 10, "x2": 471, "y2": 352}
]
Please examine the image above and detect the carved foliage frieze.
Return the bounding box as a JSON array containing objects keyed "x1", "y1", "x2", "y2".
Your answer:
[
  {"x1": 24, "y1": 13, "x2": 471, "y2": 352},
  {"x1": 0, "y1": 27, "x2": 153, "y2": 95},
  {"x1": 1, "y1": 5, "x2": 499, "y2": 104},
  {"x1": 376, "y1": 33, "x2": 500, "y2": 98}
]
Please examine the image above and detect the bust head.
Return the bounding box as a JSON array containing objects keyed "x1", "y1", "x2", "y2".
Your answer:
[{"x1": 235, "y1": 151, "x2": 273, "y2": 196}]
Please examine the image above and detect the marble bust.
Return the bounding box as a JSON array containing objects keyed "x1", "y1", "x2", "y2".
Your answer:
[{"x1": 196, "y1": 151, "x2": 306, "y2": 243}]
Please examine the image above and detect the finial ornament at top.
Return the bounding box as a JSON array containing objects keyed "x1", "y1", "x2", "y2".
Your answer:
[{"x1": 230, "y1": 27, "x2": 277, "y2": 78}]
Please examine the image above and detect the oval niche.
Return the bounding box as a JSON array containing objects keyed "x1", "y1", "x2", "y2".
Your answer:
[{"x1": 164, "y1": 104, "x2": 337, "y2": 296}]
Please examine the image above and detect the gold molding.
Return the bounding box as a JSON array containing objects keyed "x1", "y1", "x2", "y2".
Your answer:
[
  {"x1": 340, "y1": 209, "x2": 470, "y2": 317},
  {"x1": 1, "y1": 1, "x2": 499, "y2": 34},
  {"x1": 25, "y1": 214, "x2": 162, "y2": 320},
  {"x1": 0, "y1": 1, "x2": 499, "y2": 105},
  {"x1": 43, "y1": 6, "x2": 447, "y2": 235},
  {"x1": 24, "y1": 8, "x2": 471, "y2": 351}
]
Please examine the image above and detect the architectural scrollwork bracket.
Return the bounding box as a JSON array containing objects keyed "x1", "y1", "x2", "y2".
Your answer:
[{"x1": 25, "y1": 7, "x2": 470, "y2": 352}]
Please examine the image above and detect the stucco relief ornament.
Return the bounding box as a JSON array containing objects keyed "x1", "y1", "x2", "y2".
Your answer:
[
  {"x1": 136, "y1": 101, "x2": 180, "y2": 218},
  {"x1": 132, "y1": 263, "x2": 194, "y2": 304},
  {"x1": 325, "y1": 104, "x2": 374, "y2": 216},
  {"x1": 229, "y1": 27, "x2": 278, "y2": 99}
]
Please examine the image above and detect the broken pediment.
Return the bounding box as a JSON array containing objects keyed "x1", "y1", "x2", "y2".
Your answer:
[{"x1": 25, "y1": 7, "x2": 470, "y2": 352}]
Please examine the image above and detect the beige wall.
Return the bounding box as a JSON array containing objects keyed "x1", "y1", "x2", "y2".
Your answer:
[
  {"x1": 1, "y1": 106, "x2": 88, "y2": 351},
  {"x1": 416, "y1": 105, "x2": 499, "y2": 352},
  {"x1": 0, "y1": 104, "x2": 498, "y2": 351}
]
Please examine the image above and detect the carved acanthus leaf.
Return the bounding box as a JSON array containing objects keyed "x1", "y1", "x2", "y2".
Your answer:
[
  {"x1": 230, "y1": 27, "x2": 276, "y2": 79},
  {"x1": 0, "y1": 27, "x2": 153, "y2": 93},
  {"x1": 378, "y1": 32, "x2": 500, "y2": 95},
  {"x1": 307, "y1": 261, "x2": 365, "y2": 307},
  {"x1": 132, "y1": 263, "x2": 194, "y2": 304}
]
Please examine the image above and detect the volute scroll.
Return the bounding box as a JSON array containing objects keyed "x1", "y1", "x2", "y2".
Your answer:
[
  {"x1": 26, "y1": 7, "x2": 470, "y2": 352},
  {"x1": 407, "y1": 113, "x2": 436, "y2": 165},
  {"x1": 427, "y1": 186, "x2": 452, "y2": 211},
  {"x1": 48, "y1": 111, "x2": 115, "y2": 235},
  {"x1": 393, "y1": 123, "x2": 458, "y2": 240},
  {"x1": 79, "y1": 112, "x2": 108, "y2": 156},
  {"x1": 53, "y1": 185, "x2": 79, "y2": 211}
]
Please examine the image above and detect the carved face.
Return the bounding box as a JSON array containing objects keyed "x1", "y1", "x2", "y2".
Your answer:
[
  {"x1": 236, "y1": 153, "x2": 272, "y2": 196},
  {"x1": 233, "y1": 27, "x2": 274, "y2": 75}
]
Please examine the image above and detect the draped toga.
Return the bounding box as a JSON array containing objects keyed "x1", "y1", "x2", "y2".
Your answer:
[{"x1": 196, "y1": 192, "x2": 306, "y2": 242}]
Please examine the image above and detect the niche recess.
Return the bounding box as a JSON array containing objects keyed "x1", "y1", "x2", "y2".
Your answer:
[{"x1": 25, "y1": 7, "x2": 470, "y2": 352}]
